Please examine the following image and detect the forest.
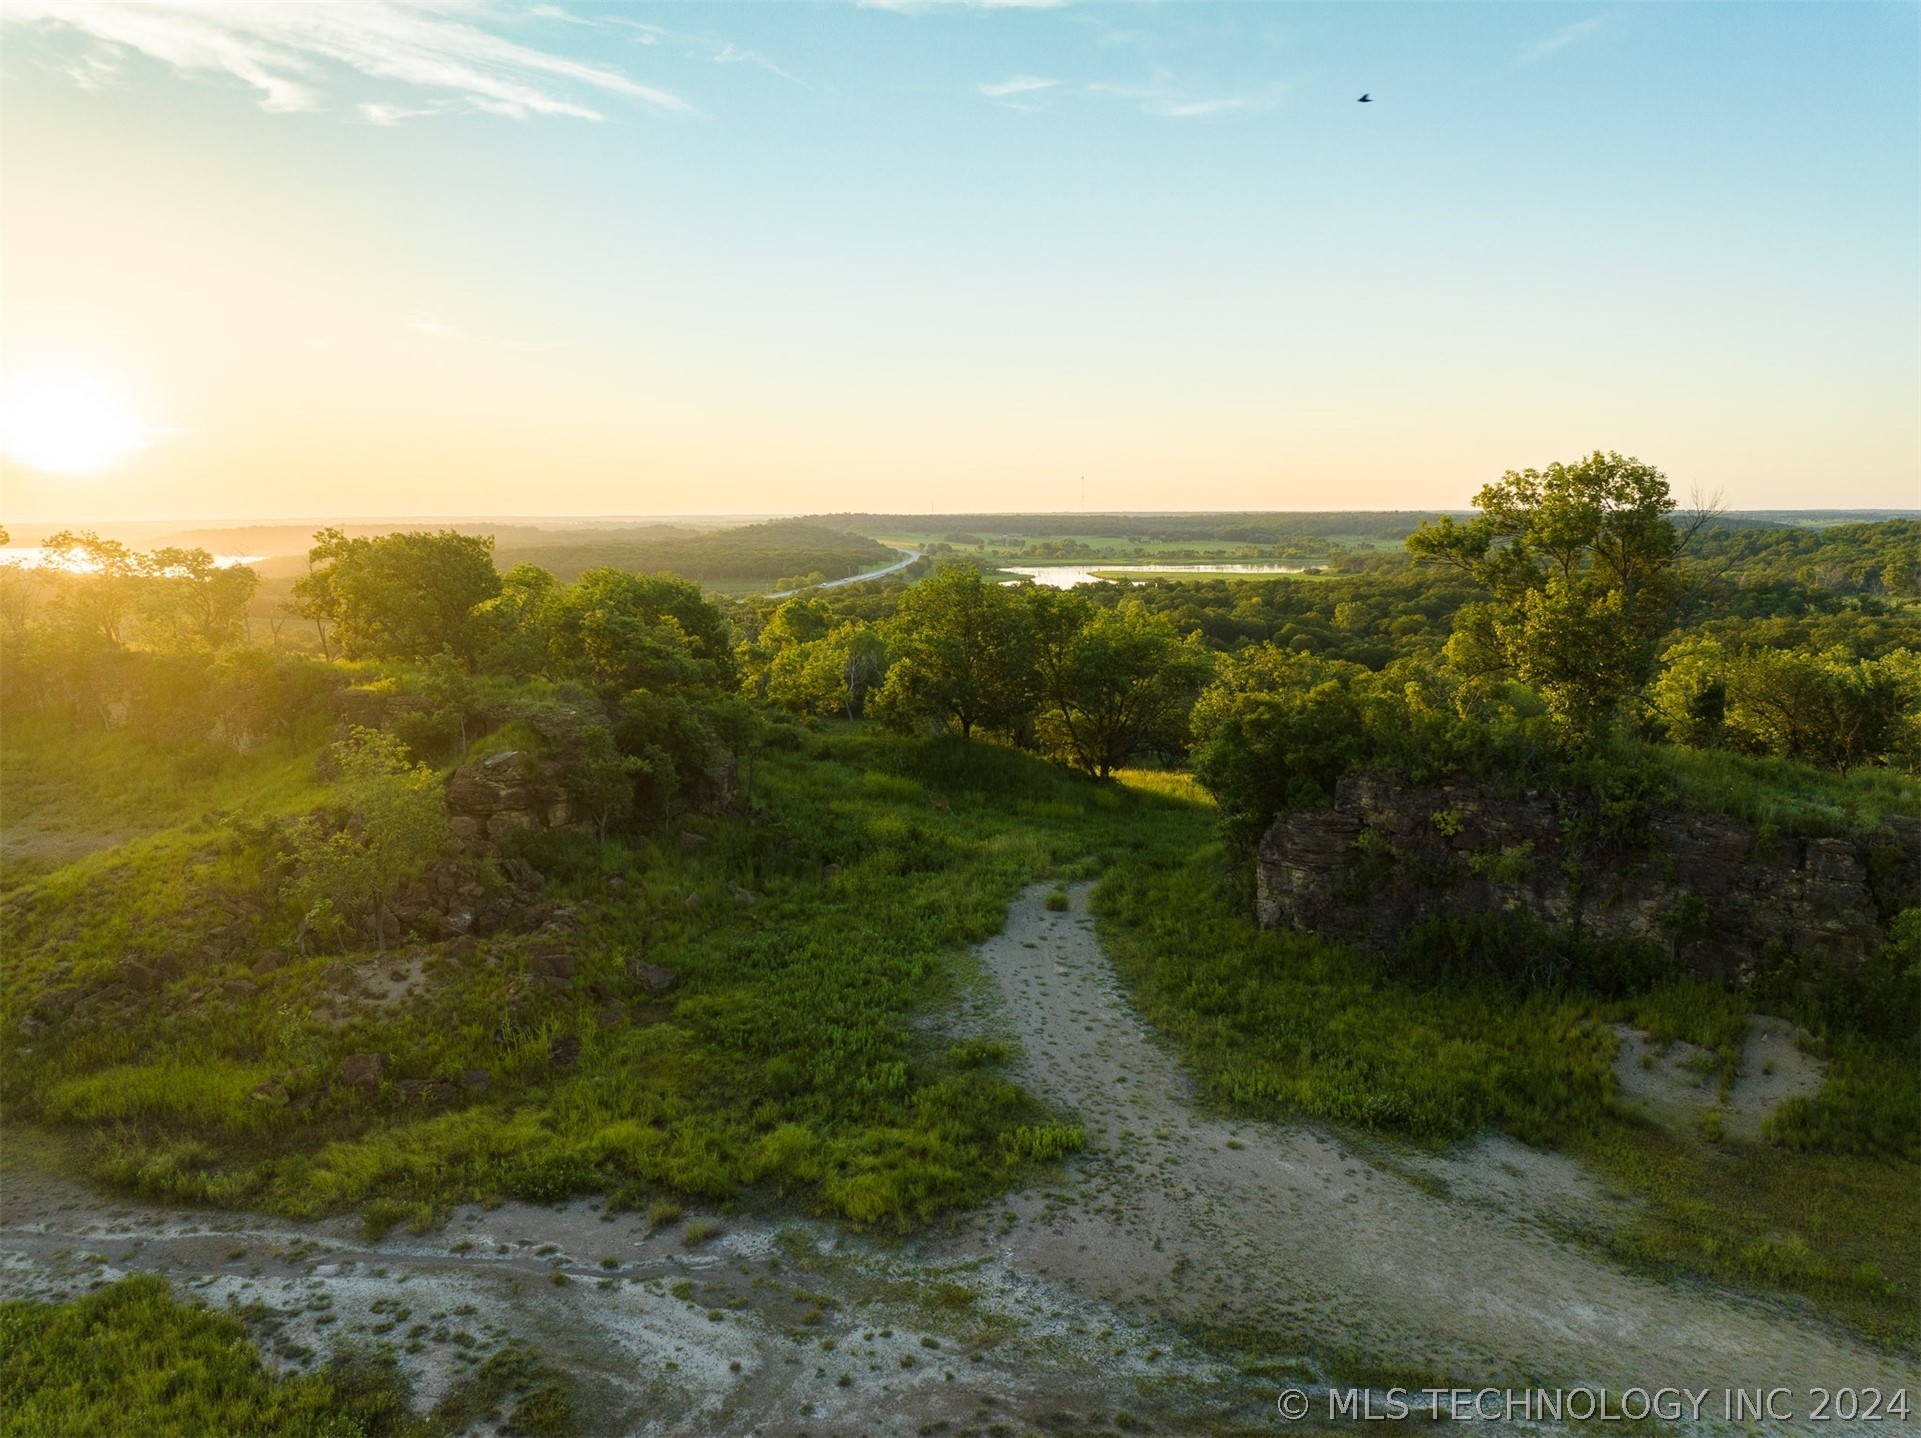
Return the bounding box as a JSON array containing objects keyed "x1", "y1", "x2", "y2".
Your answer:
[{"x1": 2, "y1": 458, "x2": 1917, "y2": 1433}]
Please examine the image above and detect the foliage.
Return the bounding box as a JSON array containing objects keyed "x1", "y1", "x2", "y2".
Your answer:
[
  {"x1": 1407, "y1": 452, "x2": 1697, "y2": 732},
  {"x1": 1028, "y1": 592, "x2": 1213, "y2": 777},
  {"x1": 0, "y1": 1275, "x2": 423, "y2": 1438},
  {"x1": 1, "y1": 725, "x2": 1197, "y2": 1232},
  {"x1": 540, "y1": 569, "x2": 734, "y2": 694},
  {"x1": 871, "y1": 565, "x2": 1036, "y2": 739},
  {"x1": 284, "y1": 728, "x2": 449, "y2": 952},
  {"x1": 292, "y1": 529, "x2": 500, "y2": 668}
]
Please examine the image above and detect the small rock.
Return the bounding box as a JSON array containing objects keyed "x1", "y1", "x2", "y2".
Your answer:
[
  {"x1": 252, "y1": 949, "x2": 288, "y2": 976},
  {"x1": 77, "y1": 982, "x2": 133, "y2": 1012},
  {"x1": 115, "y1": 961, "x2": 160, "y2": 993},
  {"x1": 338, "y1": 1053, "x2": 385, "y2": 1090},
  {"x1": 396, "y1": 1079, "x2": 458, "y2": 1105},
  {"x1": 460, "y1": 1068, "x2": 491, "y2": 1092},
  {"x1": 596, "y1": 1003, "x2": 625, "y2": 1030},
  {"x1": 726, "y1": 883, "x2": 757, "y2": 907},
  {"x1": 627, "y1": 959, "x2": 676, "y2": 993},
  {"x1": 444, "y1": 934, "x2": 478, "y2": 961},
  {"x1": 18, "y1": 1013, "x2": 47, "y2": 1037},
  {"x1": 684, "y1": 892, "x2": 702, "y2": 911},
  {"x1": 549, "y1": 1035, "x2": 582, "y2": 1069},
  {"x1": 822, "y1": 863, "x2": 843, "y2": 879},
  {"x1": 251, "y1": 1080, "x2": 289, "y2": 1106},
  {"x1": 678, "y1": 830, "x2": 709, "y2": 853},
  {"x1": 529, "y1": 948, "x2": 574, "y2": 982}
]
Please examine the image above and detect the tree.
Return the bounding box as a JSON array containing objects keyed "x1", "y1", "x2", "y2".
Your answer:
[
  {"x1": 474, "y1": 562, "x2": 560, "y2": 677},
  {"x1": 543, "y1": 569, "x2": 734, "y2": 694},
  {"x1": 286, "y1": 727, "x2": 448, "y2": 953},
  {"x1": 1189, "y1": 651, "x2": 1373, "y2": 855},
  {"x1": 292, "y1": 529, "x2": 501, "y2": 667},
  {"x1": 1649, "y1": 637, "x2": 1730, "y2": 749},
  {"x1": 1408, "y1": 453, "x2": 1692, "y2": 733},
  {"x1": 1028, "y1": 593, "x2": 1212, "y2": 777},
  {"x1": 565, "y1": 726, "x2": 643, "y2": 843},
  {"x1": 138, "y1": 547, "x2": 259, "y2": 649},
  {"x1": 43, "y1": 530, "x2": 140, "y2": 643},
  {"x1": 871, "y1": 565, "x2": 1035, "y2": 739},
  {"x1": 763, "y1": 621, "x2": 889, "y2": 719},
  {"x1": 1724, "y1": 648, "x2": 1906, "y2": 774}
]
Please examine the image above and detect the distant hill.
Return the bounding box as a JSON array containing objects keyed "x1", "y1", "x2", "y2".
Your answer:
[{"x1": 492, "y1": 520, "x2": 891, "y2": 584}]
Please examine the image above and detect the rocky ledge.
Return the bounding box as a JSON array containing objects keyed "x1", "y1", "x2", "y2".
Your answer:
[{"x1": 1256, "y1": 772, "x2": 1920, "y2": 983}]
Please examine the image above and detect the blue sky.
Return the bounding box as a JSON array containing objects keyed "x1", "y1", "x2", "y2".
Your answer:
[{"x1": 1, "y1": 1, "x2": 1915, "y2": 519}]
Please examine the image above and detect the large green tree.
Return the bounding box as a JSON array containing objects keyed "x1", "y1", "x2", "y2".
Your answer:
[
  {"x1": 541, "y1": 569, "x2": 734, "y2": 694},
  {"x1": 291, "y1": 529, "x2": 501, "y2": 667},
  {"x1": 871, "y1": 564, "x2": 1035, "y2": 739},
  {"x1": 1028, "y1": 592, "x2": 1212, "y2": 777},
  {"x1": 1408, "y1": 452, "x2": 1699, "y2": 732}
]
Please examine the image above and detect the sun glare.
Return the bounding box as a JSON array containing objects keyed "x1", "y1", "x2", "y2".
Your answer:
[{"x1": 0, "y1": 371, "x2": 150, "y2": 475}]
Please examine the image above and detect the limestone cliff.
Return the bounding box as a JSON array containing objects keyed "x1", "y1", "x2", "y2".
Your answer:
[{"x1": 1255, "y1": 772, "x2": 1919, "y2": 982}]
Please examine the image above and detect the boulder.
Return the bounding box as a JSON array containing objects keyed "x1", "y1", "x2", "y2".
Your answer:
[
  {"x1": 678, "y1": 830, "x2": 709, "y2": 853},
  {"x1": 727, "y1": 883, "x2": 757, "y2": 907},
  {"x1": 396, "y1": 1079, "x2": 458, "y2": 1105},
  {"x1": 460, "y1": 1068, "x2": 492, "y2": 1092},
  {"x1": 251, "y1": 1080, "x2": 289, "y2": 1106},
  {"x1": 549, "y1": 1035, "x2": 582, "y2": 1069},
  {"x1": 338, "y1": 1053, "x2": 385, "y2": 1091},
  {"x1": 252, "y1": 949, "x2": 288, "y2": 976}
]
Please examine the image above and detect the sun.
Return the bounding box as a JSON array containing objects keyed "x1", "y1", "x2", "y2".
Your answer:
[{"x1": 0, "y1": 371, "x2": 151, "y2": 475}]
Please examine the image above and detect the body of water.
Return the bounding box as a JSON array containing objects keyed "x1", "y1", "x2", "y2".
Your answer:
[
  {"x1": 0, "y1": 547, "x2": 263, "y2": 571},
  {"x1": 1003, "y1": 562, "x2": 1307, "y2": 589}
]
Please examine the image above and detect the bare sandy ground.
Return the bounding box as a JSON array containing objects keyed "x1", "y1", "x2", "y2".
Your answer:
[
  {"x1": 935, "y1": 884, "x2": 1914, "y2": 1419},
  {"x1": 2, "y1": 881, "x2": 1912, "y2": 1435}
]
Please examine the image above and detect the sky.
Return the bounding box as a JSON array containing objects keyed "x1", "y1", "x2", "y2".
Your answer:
[{"x1": 0, "y1": 0, "x2": 1916, "y2": 522}]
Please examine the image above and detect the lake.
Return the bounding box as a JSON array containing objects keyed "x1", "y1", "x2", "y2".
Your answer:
[{"x1": 1002, "y1": 562, "x2": 1308, "y2": 589}]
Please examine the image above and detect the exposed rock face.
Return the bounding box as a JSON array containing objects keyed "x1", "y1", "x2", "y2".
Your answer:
[
  {"x1": 1256, "y1": 772, "x2": 1920, "y2": 983},
  {"x1": 444, "y1": 750, "x2": 579, "y2": 844}
]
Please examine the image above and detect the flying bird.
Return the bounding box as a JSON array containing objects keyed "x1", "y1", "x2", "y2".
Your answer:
[{"x1": 1358, "y1": 93, "x2": 1372, "y2": 103}]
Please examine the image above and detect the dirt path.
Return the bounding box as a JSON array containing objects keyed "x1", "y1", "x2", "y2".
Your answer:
[
  {"x1": 2, "y1": 882, "x2": 1913, "y2": 1435},
  {"x1": 940, "y1": 883, "x2": 1915, "y2": 1414}
]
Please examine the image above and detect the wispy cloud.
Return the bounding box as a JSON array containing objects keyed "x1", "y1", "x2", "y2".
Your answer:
[
  {"x1": 713, "y1": 42, "x2": 801, "y2": 86},
  {"x1": 4, "y1": 0, "x2": 691, "y2": 120},
  {"x1": 1518, "y1": 15, "x2": 1604, "y2": 64},
  {"x1": 1086, "y1": 76, "x2": 1287, "y2": 119},
  {"x1": 979, "y1": 74, "x2": 1057, "y2": 98}
]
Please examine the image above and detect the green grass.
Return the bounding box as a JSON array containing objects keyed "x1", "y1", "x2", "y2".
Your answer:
[
  {"x1": 0, "y1": 1275, "x2": 421, "y2": 1438},
  {"x1": 1, "y1": 725, "x2": 1200, "y2": 1232},
  {"x1": 1091, "y1": 845, "x2": 1919, "y2": 1345},
  {"x1": 0, "y1": 709, "x2": 335, "y2": 881},
  {"x1": 1652, "y1": 743, "x2": 1921, "y2": 831},
  {"x1": 0, "y1": 1276, "x2": 579, "y2": 1438}
]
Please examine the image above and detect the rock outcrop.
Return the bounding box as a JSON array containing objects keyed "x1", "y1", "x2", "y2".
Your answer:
[
  {"x1": 1256, "y1": 772, "x2": 1920, "y2": 983},
  {"x1": 444, "y1": 750, "x2": 579, "y2": 844}
]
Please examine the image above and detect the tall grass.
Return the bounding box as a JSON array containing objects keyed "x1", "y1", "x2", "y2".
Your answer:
[{"x1": 2, "y1": 725, "x2": 1206, "y2": 1232}]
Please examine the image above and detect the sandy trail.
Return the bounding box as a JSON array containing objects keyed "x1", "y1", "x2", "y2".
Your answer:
[
  {"x1": 944, "y1": 883, "x2": 1914, "y2": 1410},
  {"x1": 2, "y1": 881, "x2": 1913, "y2": 1434}
]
